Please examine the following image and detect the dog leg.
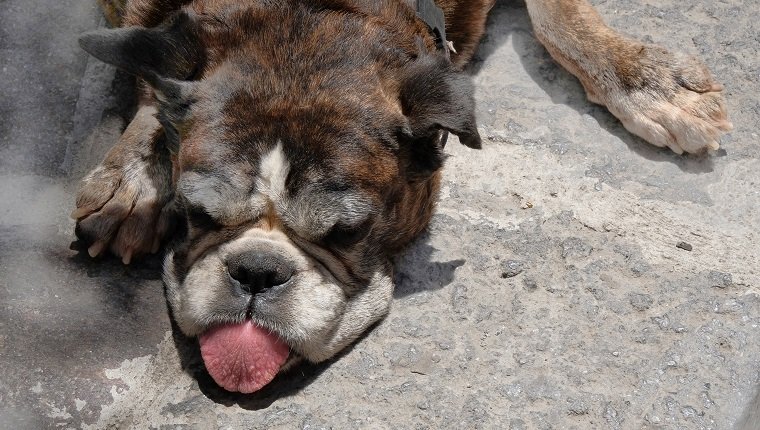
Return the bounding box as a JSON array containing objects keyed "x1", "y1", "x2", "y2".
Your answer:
[
  {"x1": 524, "y1": 0, "x2": 732, "y2": 154},
  {"x1": 72, "y1": 104, "x2": 176, "y2": 263}
]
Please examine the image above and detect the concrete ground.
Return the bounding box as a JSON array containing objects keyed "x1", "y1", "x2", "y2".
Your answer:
[{"x1": 1, "y1": 0, "x2": 758, "y2": 428}]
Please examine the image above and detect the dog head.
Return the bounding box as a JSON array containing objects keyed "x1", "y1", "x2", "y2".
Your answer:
[{"x1": 79, "y1": 1, "x2": 480, "y2": 393}]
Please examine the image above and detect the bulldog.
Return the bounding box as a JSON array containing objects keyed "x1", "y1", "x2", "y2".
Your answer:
[{"x1": 73, "y1": 0, "x2": 731, "y2": 393}]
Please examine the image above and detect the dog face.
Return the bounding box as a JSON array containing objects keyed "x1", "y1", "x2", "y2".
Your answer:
[{"x1": 79, "y1": 1, "x2": 480, "y2": 392}]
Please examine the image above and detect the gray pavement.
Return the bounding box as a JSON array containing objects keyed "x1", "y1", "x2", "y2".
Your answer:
[{"x1": 1, "y1": 0, "x2": 758, "y2": 428}]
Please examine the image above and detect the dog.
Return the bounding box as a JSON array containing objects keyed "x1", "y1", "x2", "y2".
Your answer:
[{"x1": 73, "y1": 0, "x2": 731, "y2": 393}]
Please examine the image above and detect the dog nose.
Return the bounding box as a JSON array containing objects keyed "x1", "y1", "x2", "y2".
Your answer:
[{"x1": 226, "y1": 251, "x2": 294, "y2": 295}]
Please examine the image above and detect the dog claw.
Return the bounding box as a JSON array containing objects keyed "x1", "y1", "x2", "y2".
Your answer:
[
  {"x1": 447, "y1": 40, "x2": 457, "y2": 54},
  {"x1": 70, "y1": 207, "x2": 90, "y2": 220},
  {"x1": 122, "y1": 249, "x2": 133, "y2": 265},
  {"x1": 88, "y1": 242, "x2": 106, "y2": 258}
]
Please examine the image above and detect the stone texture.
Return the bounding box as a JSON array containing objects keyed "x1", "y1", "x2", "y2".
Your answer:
[{"x1": 1, "y1": 0, "x2": 759, "y2": 428}]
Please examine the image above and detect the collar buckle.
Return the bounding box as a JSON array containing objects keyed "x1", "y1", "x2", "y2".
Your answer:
[{"x1": 415, "y1": 0, "x2": 452, "y2": 58}]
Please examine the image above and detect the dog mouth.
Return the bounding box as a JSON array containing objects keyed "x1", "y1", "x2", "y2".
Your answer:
[{"x1": 198, "y1": 319, "x2": 290, "y2": 393}]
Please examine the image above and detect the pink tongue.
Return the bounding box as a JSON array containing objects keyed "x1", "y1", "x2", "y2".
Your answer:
[{"x1": 199, "y1": 321, "x2": 289, "y2": 393}]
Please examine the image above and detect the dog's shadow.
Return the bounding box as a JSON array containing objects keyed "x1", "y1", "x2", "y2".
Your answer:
[
  {"x1": 470, "y1": 0, "x2": 721, "y2": 174},
  {"x1": 169, "y1": 318, "x2": 390, "y2": 409},
  {"x1": 68, "y1": 239, "x2": 164, "y2": 313},
  {"x1": 393, "y1": 233, "x2": 465, "y2": 297},
  {"x1": 168, "y1": 314, "x2": 331, "y2": 410}
]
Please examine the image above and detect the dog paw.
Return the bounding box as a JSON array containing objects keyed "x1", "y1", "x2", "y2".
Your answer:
[
  {"x1": 602, "y1": 44, "x2": 732, "y2": 154},
  {"x1": 72, "y1": 152, "x2": 175, "y2": 264}
]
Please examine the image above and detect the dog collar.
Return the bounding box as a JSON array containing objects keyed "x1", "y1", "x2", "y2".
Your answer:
[
  {"x1": 415, "y1": 0, "x2": 453, "y2": 148},
  {"x1": 415, "y1": 0, "x2": 453, "y2": 57}
]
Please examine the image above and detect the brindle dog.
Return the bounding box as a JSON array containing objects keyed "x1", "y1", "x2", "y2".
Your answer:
[{"x1": 74, "y1": 0, "x2": 731, "y2": 393}]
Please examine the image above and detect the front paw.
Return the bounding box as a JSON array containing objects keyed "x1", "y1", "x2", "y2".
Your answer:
[
  {"x1": 72, "y1": 153, "x2": 175, "y2": 264},
  {"x1": 601, "y1": 44, "x2": 732, "y2": 154}
]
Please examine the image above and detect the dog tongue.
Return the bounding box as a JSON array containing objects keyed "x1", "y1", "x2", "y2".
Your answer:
[{"x1": 199, "y1": 321, "x2": 289, "y2": 393}]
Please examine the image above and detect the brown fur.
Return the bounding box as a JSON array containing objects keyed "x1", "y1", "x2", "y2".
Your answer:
[
  {"x1": 97, "y1": 0, "x2": 494, "y2": 66},
  {"x1": 435, "y1": 0, "x2": 496, "y2": 67},
  {"x1": 77, "y1": 0, "x2": 482, "y2": 262}
]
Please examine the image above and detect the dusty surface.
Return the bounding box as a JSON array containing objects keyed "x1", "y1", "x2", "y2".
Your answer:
[{"x1": 1, "y1": 0, "x2": 758, "y2": 428}]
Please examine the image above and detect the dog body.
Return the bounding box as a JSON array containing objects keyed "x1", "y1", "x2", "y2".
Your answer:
[{"x1": 75, "y1": 0, "x2": 730, "y2": 393}]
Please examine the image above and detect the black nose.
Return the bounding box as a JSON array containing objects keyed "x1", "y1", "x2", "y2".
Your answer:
[{"x1": 226, "y1": 251, "x2": 294, "y2": 295}]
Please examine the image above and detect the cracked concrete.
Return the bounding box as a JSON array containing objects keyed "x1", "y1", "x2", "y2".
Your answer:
[{"x1": 1, "y1": 0, "x2": 758, "y2": 428}]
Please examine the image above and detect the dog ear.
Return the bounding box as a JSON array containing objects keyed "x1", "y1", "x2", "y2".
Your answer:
[
  {"x1": 399, "y1": 54, "x2": 482, "y2": 150},
  {"x1": 78, "y1": 11, "x2": 203, "y2": 149},
  {"x1": 79, "y1": 10, "x2": 205, "y2": 102}
]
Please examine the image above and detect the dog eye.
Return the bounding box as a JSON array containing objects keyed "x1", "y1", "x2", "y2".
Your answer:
[
  {"x1": 323, "y1": 219, "x2": 372, "y2": 248},
  {"x1": 186, "y1": 205, "x2": 219, "y2": 230}
]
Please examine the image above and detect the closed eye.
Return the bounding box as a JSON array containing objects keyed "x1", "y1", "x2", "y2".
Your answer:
[
  {"x1": 186, "y1": 204, "x2": 220, "y2": 230},
  {"x1": 322, "y1": 218, "x2": 373, "y2": 248}
]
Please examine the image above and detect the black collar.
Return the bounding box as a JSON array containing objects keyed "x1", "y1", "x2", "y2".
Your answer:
[
  {"x1": 415, "y1": 0, "x2": 451, "y2": 57},
  {"x1": 415, "y1": 0, "x2": 452, "y2": 148}
]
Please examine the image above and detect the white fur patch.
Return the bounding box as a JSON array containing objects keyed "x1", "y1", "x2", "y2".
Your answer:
[{"x1": 255, "y1": 141, "x2": 290, "y2": 204}]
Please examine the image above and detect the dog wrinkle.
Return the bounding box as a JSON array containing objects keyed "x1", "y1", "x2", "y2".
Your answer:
[
  {"x1": 289, "y1": 236, "x2": 359, "y2": 288},
  {"x1": 303, "y1": 268, "x2": 394, "y2": 362}
]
